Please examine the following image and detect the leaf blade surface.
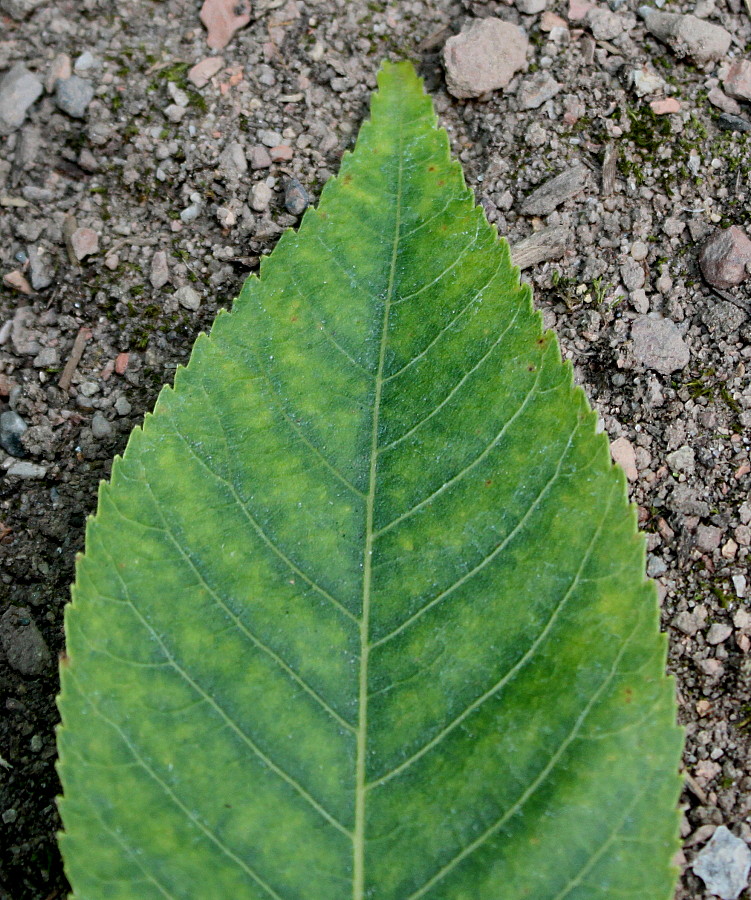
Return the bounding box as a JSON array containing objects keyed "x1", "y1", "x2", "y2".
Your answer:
[{"x1": 58, "y1": 61, "x2": 683, "y2": 900}]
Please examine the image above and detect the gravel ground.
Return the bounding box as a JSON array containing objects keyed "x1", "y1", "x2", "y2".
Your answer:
[{"x1": 1, "y1": 0, "x2": 750, "y2": 897}]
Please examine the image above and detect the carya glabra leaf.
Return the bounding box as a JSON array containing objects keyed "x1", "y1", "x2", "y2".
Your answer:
[{"x1": 57, "y1": 60, "x2": 683, "y2": 900}]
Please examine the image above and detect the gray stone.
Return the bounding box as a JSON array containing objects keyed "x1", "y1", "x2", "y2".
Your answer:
[
  {"x1": 521, "y1": 165, "x2": 587, "y2": 216},
  {"x1": 0, "y1": 410, "x2": 28, "y2": 457},
  {"x1": 90, "y1": 411, "x2": 113, "y2": 439},
  {"x1": 666, "y1": 445, "x2": 695, "y2": 473},
  {"x1": 692, "y1": 825, "x2": 751, "y2": 900},
  {"x1": 55, "y1": 75, "x2": 95, "y2": 119},
  {"x1": 27, "y1": 245, "x2": 53, "y2": 290},
  {"x1": 518, "y1": 72, "x2": 561, "y2": 109},
  {"x1": 0, "y1": 606, "x2": 50, "y2": 677},
  {"x1": 695, "y1": 522, "x2": 722, "y2": 552},
  {"x1": 174, "y1": 285, "x2": 202, "y2": 311},
  {"x1": 0, "y1": 0, "x2": 44, "y2": 17},
  {"x1": 284, "y1": 177, "x2": 310, "y2": 216},
  {"x1": 249, "y1": 145, "x2": 272, "y2": 169},
  {"x1": 258, "y1": 129, "x2": 283, "y2": 147},
  {"x1": 586, "y1": 6, "x2": 623, "y2": 39},
  {"x1": 702, "y1": 300, "x2": 745, "y2": 334},
  {"x1": 150, "y1": 250, "x2": 169, "y2": 289},
  {"x1": 164, "y1": 103, "x2": 186, "y2": 123},
  {"x1": 74, "y1": 51, "x2": 99, "y2": 73},
  {"x1": 515, "y1": 0, "x2": 547, "y2": 14},
  {"x1": 638, "y1": 7, "x2": 731, "y2": 64},
  {"x1": 620, "y1": 256, "x2": 646, "y2": 291},
  {"x1": 251, "y1": 181, "x2": 273, "y2": 212},
  {"x1": 671, "y1": 483, "x2": 709, "y2": 517},
  {"x1": 0, "y1": 64, "x2": 43, "y2": 136},
  {"x1": 180, "y1": 201, "x2": 202, "y2": 224},
  {"x1": 217, "y1": 141, "x2": 248, "y2": 179},
  {"x1": 32, "y1": 347, "x2": 59, "y2": 368},
  {"x1": 699, "y1": 226, "x2": 751, "y2": 290},
  {"x1": 717, "y1": 113, "x2": 751, "y2": 134},
  {"x1": 442, "y1": 17, "x2": 529, "y2": 99},
  {"x1": 114, "y1": 396, "x2": 132, "y2": 416},
  {"x1": 631, "y1": 315, "x2": 689, "y2": 374},
  {"x1": 6, "y1": 460, "x2": 47, "y2": 479},
  {"x1": 674, "y1": 610, "x2": 701, "y2": 636},
  {"x1": 706, "y1": 622, "x2": 733, "y2": 645}
]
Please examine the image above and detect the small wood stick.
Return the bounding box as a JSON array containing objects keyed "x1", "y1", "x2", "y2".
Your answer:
[
  {"x1": 602, "y1": 143, "x2": 618, "y2": 197},
  {"x1": 58, "y1": 326, "x2": 92, "y2": 393}
]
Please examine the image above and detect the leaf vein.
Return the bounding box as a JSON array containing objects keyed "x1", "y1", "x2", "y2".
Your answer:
[
  {"x1": 405, "y1": 617, "x2": 643, "y2": 899},
  {"x1": 371, "y1": 419, "x2": 581, "y2": 649},
  {"x1": 98, "y1": 540, "x2": 354, "y2": 839},
  {"x1": 367, "y1": 481, "x2": 616, "y2": 787}
]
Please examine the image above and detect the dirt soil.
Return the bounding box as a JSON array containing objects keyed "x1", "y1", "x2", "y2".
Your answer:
[{"x1": 1, "y1": 0, "x2": 750, "y2": 897}]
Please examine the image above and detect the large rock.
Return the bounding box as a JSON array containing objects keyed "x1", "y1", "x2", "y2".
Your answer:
[
  {"x1": 638, "y1": 7, "x2": 731, "y2": 64},
  {"x1": 0, "y1": 64, "x2": 43, "y2": 136},
  {"x1": 699, "y1": 226, "x2": 751, "y2": 289},
  {"x1": 442, "y1": 18, "x2": 528, "y2": 99},
  {"x1": 631, "y1": 315, "x2": 690, "y2": 374}
]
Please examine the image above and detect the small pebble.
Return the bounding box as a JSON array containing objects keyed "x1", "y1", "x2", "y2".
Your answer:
[
  {"x1": 699, "y1": 226, "x2": 751, "y2": 289},
  {"x1": 174, "y1": 285, "x2": 202, "y2": 311},
  {"x1": 200, "y1": 0, "x2": 251, "y2": 50},
  {"x1": 518, "y1": 72, "x2": 561, "y2": 109},
  {"x1": 631, "y1": 315, "x2": 690, "y2": 374},
  {"x1": 150, "y1": 250, "x2": 169, "y2": 289},
  {"x1": 0, "y1": 605, "x2": 51, "y2": 676},
  {"x1": 249, "y1": 145, "x2": 272, "y2": 169},
  {"x1": 188, "y1": 56, "x2": 225, "y2": 88},
  {"x1": 0, "y1": 63, "x2": 43, "y2": 135},
  {"x1": 610, "y1": 436, "x2": 638, "y2": 481},
  {"x1": 284, "y1": 177, "x2": 310, "y2": 216},
  {"x1": 442, "y1": 17, "x2": 528, "y2": 99},
  {"x1": 6, "y1": 461, "x2": 46, "y2": 479},
  {"x1": 90, "y1": 411, "x2": 113, "y2": 439},
  {"x1": 114, "y1": 396, "x2": 132, "y2": 416},
  {"x1": 716, "y1": 113, "x2": 751, "y2": 134},
  {"x1": 69, "y1": 227, "x2": 99, "y2": 261},
  {"x1": 692, "y1": 826, "x2": 751, "y2": 900},
  {"x1": 3, "y1": 270, "x2": 32, "y2": 294},
  {"x1": 55, "y1": 75, "x2": 95, "y2": 119},
  {"x1": 251, "y1": 181, "x2": 273, "y2": 212},
  {"x1": 723, "y1": 59, "x2": 751, "y2": 103},
  {"x1": 0, "y1": 410, "x2": 28, "y2": 457},
  {"x1": 638, "y1": 8, "x2": 731, "y2": 64}
]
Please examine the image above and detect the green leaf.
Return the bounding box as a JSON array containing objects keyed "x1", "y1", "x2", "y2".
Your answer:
[{"x1": 57, "y1": 61, "x2": 683, "y2": 900}]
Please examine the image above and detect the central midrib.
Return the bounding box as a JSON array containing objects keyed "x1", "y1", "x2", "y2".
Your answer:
[{"x1": 353, "y1": 119, "x2": 405, "y2": 900}]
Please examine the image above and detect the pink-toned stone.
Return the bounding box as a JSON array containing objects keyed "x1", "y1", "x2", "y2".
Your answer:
[
  {"x1": 270, "y1": 144, "x2": 293, "y2": 162},
  {"x1": 541, "y1": 10, "x2": 567, "y2": 30},
  {"x1": 568, "y1": 0, "x2": 593, "y2": 22},
  {"x1": 610, "y1": 436, "x2": 638, "y2": 482},
  {"x1": 3, "y1": 270, "x2": 32, "y2": 294},
  {"x1": 699, "y1": 226, "x2": 751, "y2": 289},
  {"x1": 723, "y1": 58, "x2": 751, "y2": 103},
  {"x1": 69, "y1": 227, "x2": 99, "y2": 261},
  {"x1": 45, "y1": 52, "x2": 71, "y2": 93},
  {"x1": 442, "y1": 17, "x2": 528, "y2": 99},
  {"x1": 199, "y1": 0, "x2": 251, "y2": 50},
  {"x1": 114, "y1": 352, "x2": 130, "y2": 375},
  {"x1": 188, "y1": 56, "x2": 225, "y2": 88},
  {"x1": 650, "y1": 97, "x2": 681, "y2": 114},
  {"x1": 707, "y1": 85, "x2": 741, "y2": 115}
]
